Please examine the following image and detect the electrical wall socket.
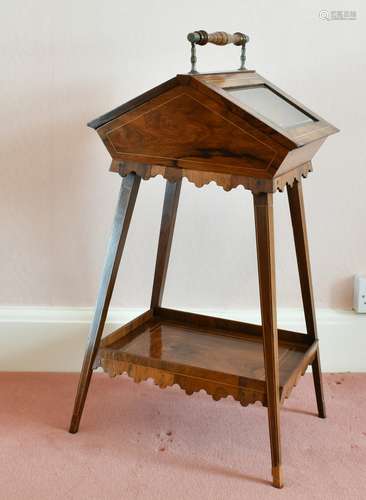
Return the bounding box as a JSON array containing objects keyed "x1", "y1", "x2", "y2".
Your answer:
[{"x1": 353, "y1": 275, "x2": 366, "y2": 313}]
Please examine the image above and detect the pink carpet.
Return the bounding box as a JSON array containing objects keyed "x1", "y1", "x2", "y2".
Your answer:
[{"x1": 1, "y1": 372, "x2": 365, "y2": 499}]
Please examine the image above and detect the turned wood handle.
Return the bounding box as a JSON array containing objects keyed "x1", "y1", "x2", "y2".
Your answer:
[{"x1": 187, "y1": 30, "x2": 249, "y2": 46}]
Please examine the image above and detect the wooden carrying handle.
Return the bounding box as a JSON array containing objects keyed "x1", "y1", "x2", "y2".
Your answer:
[
  {"x1": 187, "y1": 30, "x2": 249, "y2": 46},
  {"x1": 187, "y1": 30, "x2": 250, "y2": 73}
]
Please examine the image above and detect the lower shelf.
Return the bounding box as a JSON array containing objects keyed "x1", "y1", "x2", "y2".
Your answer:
[{"x1": 96, "y1": 307, "x2": 318, "y2": 407}]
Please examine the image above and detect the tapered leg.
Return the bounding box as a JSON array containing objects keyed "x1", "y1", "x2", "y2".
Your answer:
[
  {"x1": 253, "y1": 192, "x2": 283, "y2": 489},
  {"x1": 287, "y1": 179, "x2": 326, "y2": 418},
  {"x1": 69, "y1": 173, "x2": 141, "y2": 433},
  {"x1": 150, "y1": 179, "x2": 182, "y2": 308}
]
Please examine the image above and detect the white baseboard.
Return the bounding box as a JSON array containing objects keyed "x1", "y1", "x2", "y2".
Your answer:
[{"x1": 0, "y1": 307, "x2": 365, "y2": 372}]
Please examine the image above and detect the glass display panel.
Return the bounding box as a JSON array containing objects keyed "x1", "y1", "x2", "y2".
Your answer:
[{"x1": 226, "y1": 85, "x2": 315, "y2": 129}]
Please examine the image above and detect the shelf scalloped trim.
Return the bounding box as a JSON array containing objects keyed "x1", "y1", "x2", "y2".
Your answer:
[{"x1": 98, "y1": 358, "x2": 266, "y2": 408}]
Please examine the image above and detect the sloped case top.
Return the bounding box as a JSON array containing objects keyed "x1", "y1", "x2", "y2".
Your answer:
[
  {"x1": 95, "y1": 79, "x2": 289, "y2": 177},
  {"x1": 106, "y1": 92, "x2": 277, "y2": 172}
]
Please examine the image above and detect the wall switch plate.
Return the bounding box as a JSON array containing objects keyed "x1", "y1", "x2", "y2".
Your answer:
[{"x1": 353, "y1": 275, "x2": 366, "y2": 313}]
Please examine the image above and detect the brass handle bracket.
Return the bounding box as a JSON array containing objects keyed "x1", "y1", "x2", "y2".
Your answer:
[{"x1": 187, "y1": 30, "x2": 250, "y2": 74}]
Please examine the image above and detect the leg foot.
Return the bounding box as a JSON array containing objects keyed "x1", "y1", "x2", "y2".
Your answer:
[
  {"x1": 272, "y1": 466, "x2": 284, "y2": 489},
  {"x1": 69, "y1": 415, "x2": 81, "y2": 434},
  {"x1": 312, "y1": 351, "x2": 326, "y2": 418}
]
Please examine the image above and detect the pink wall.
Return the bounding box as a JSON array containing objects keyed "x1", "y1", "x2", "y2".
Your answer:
[{"x1": 1, "y1": 1, "x2": 364, "y2": 310}]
